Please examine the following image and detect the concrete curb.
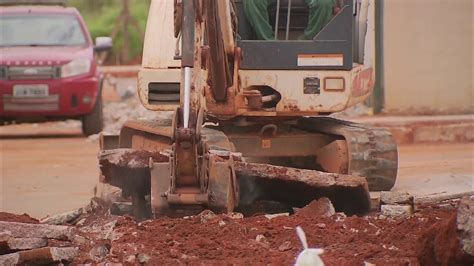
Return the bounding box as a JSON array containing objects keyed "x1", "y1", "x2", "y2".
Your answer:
[{"x1": 349, "y1": 115, "x2": 473, "y2": 144}]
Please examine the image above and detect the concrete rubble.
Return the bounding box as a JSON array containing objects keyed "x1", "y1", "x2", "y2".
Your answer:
[
  {"x1": 0, "y1": 221, "x2": 77, "y2": 265},
  {"x1": 1, "y1": 194, "x2": 473, "y2": 264},
  {"x1": 457, "y1": 197, "x2": 474, "y2": 256}
]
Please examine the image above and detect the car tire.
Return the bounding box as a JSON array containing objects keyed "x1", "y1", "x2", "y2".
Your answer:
[{"x1": 82, "y1": 94, "x2": 103, "y2": 136}]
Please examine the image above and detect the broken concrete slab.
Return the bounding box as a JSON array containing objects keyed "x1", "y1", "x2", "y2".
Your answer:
[
  {"x1": 110, "y1": 201, "x2": 134, "y2": 216},
  {"x1": 0, "y1": 253, "x2": 19, "y2": 266},
  {"x1": 380, "y1": 192, "x2": 414, "y2": 206},
  {"x1": 4, "y1": 238, "x2": 48, "y2": 252},
  {"x1": 296, "y1": 198, "x2": 336, "y2": 218},
  {"x1": 19, "y1": 247, "x2": 78, "y2": 264},
  {"x1": 0, "y1": 247, "x2": 77, "y2": 265},
  {"x1": 416, "y1": 191, "x2": 474, "y2": 205},
  {"x1": 381, "y1": 205, "x2": 413, "y2": 218},
  {"x1": 0, "y1": 222, "x2": 75, "y2": 241},
  {"x1": 40, "y1": 208, "x2": 83, "y2": 225},
  {"x1": 235, "y1": 162, "x2": 371, "y2": 215}
]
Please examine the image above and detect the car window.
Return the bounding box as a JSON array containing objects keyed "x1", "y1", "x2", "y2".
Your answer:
[{"x1": 0, "y1": 14, "x2": 87, "y2": 47}]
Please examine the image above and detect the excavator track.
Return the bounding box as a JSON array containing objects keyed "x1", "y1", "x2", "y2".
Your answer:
[{"x1": 298, "y1": 117, "x2": 399, "y2": 191}]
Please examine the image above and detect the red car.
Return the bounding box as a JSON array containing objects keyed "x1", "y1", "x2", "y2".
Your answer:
[{"x1": 0, "y1": 1, "x2": 112, "y2": 135}]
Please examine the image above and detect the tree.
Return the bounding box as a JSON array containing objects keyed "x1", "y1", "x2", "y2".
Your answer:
[{"x1": 110, "y1": 0, "x2": 144, "y2": 63}]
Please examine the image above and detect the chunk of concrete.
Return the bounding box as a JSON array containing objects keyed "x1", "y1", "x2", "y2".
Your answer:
[
  {"x1": 6, "y1": 238, "x2": 48, "y2": 251},
  {"x1": 381, "y1": 205, "x2": 413, "y2": 218},
  {"x1": 0, "y1": 222, "x2": 75, "y2": 241},
  {"x1": 198, "y1": 210, "x2": 216, "y2": 223},
  {"x1": 265, "y1": 213, "x2": 290, "y2": 220},
  {"x1": 1, "y1": 247, "x2": 78, "y2": 265},
  {"x1": 380, "y1": 192, "x2": 414, "y2": 206},
  {"x1": 296, "y1": 198, "x2": 336, "y2": 217},
  {"x1": 89, "y1": 245, "x2": 109, "y2": 262},
  {"x1": 0, "y1": 253, "x2": 19, "y2": 266},
  {"x1": 225, "y1": 212, "x2": 244, "y2": 220},
  {"x1": 40, "y1": 208, "x2": 83, "y2": 225},
  {"x1": 457, "y1": 197, "x2": 474, "y2": 256}
]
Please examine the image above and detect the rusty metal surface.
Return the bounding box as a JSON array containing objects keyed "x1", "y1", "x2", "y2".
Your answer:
[
  {"x1": 99, "y1": 134, "x2": 119, "y2": 150},
  {"x1": 204, "y1": 0, "x2": 232, "y2": 101}
]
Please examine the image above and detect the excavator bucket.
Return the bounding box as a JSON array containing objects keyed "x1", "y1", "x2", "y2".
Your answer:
[{"x1": 99, "y1": 146, "x2": 371, "y2": 218}]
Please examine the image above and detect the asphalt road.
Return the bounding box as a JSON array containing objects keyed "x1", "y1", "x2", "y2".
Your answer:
[{"x1": 1, "y1": 123, "x2": 473, "y2": 218}]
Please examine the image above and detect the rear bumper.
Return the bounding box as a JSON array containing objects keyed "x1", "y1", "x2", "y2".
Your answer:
[{"x1": 0, "y1": 75, "x2": 99, "y2": 119}]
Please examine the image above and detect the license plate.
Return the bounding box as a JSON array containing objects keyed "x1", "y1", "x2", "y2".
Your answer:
[{"x1": 13, "y1": 85, "x2": 49, "y2": 98}]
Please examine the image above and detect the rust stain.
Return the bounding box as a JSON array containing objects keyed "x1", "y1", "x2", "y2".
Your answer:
[{"x1": 351, "y1": 67, "x2": 374, "y2": 97}]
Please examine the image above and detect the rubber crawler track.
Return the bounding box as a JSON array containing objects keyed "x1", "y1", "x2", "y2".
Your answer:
[{"x1": 298, "y1": 117, "x2": 399, "y2": 191}]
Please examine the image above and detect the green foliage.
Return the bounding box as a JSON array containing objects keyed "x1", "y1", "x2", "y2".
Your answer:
[{"x1": 69, "y1": 0, "x2": 151, "y2": 64}]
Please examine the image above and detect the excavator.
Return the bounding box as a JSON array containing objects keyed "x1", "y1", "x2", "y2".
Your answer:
[{"x1": 99, "y1": 0, "x2": 398, "y2": 219}]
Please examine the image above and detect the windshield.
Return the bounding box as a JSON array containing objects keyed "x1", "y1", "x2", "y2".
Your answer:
[{"x1": 0, "y1": 14, "x2": 87, "y2": 47}]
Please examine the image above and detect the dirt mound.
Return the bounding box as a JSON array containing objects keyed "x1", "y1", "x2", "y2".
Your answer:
[
  {"x1": 73, "y1": 204, "x2": 458, "y2": 265},
  {"x1": 0, "y1": 212, "x2": 38, "y2": 224},
  {"x1": 2, "y1": 200, "x2": 471, "y2": 265},
  {"x1": 418, "y1": 203, "x2": 474, "y2": 265}
]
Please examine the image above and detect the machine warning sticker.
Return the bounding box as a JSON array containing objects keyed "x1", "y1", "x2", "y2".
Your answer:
[{"x1": 297, "y1": 54, "x2": 343, "y2": 67}]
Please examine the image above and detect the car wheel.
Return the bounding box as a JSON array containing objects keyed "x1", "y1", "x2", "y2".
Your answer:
[{"x1": 82, "y1": 94, "x2": 104, "y2": 136}]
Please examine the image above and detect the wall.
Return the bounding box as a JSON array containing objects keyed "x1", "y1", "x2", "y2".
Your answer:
[{"x1": 382, "y1": 0, "x2": 473, "y2": 114}]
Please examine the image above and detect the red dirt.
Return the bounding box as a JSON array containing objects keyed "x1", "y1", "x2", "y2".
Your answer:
[
  {"x1": 418, "y1": 211, "x2": 474, "y2": 266},
  {"x1": 0, "y1": 212, "x2": 39, "y2": 224},
  {"x1": 71, "y1": 202, "x2": 466, "y2": 265}
]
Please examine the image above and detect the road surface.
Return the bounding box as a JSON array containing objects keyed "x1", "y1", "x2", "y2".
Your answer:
[{"x1": 1, "y1": 123, "x2": 473, "y2": 218}]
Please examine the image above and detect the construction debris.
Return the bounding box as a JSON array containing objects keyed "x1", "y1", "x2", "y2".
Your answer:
[
  {"x1": 235, "y1": 162, "x2": 371, "y2": 215},
  {"x1": 381, "y1": 205, "x2": 414, "y2": 218},
  {"x1": 0, "y1": 247, "x2": 78, "y2": 265},
  {"x1": 296, "y1": 198, "x2": 336, "y2": 218},
  {"x1": 40, "y1": 208, "x2": 83, "y2": 225},
  {"x1": 457, "y1": 197, "x2": 474, "y2": 256},
  {"x1": 1, "y1": 237, "x2": 47, "y2": 252},
  {"x1": 1, "y1": 198, "x2": 471, "y2": 264},
  {"x1": 265, "y1": 213, "x2": 290, "y2": 220},
  {"x1": 380, "y1": 191, "x2": 414, "y2": 206},
  {"x1": 0, "y1": 222, "x2": 75, "y2": 240},
  {"x1": 418, "y1": 197, "x2": 474, "y2": 265}
]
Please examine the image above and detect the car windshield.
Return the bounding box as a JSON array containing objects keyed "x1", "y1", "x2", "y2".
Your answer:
[{"x1": 0, "y1": 14, "x2": 87, "y2": 47}]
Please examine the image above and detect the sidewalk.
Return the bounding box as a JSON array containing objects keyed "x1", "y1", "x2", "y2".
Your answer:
[{"x1": 348, "y1": 114, "x2": 473, "y2": 144}]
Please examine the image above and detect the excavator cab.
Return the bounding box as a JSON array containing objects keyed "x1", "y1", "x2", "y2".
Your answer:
[{"x1": 236, "y1": 0, "x2": 353, "y2": 70}]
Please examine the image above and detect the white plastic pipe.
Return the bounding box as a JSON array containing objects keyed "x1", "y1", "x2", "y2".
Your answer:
[{"x1": 183, "y1": 67, "x2": 192, "y2": 128}]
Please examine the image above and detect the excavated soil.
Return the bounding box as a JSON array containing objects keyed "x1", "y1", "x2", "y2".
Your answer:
[
  {"x1": 68, "y1": 200, "x2": 471, "y2": 265},
  {"x1": 0, "y1": 212, "x2": 39, "y2": 224}
]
